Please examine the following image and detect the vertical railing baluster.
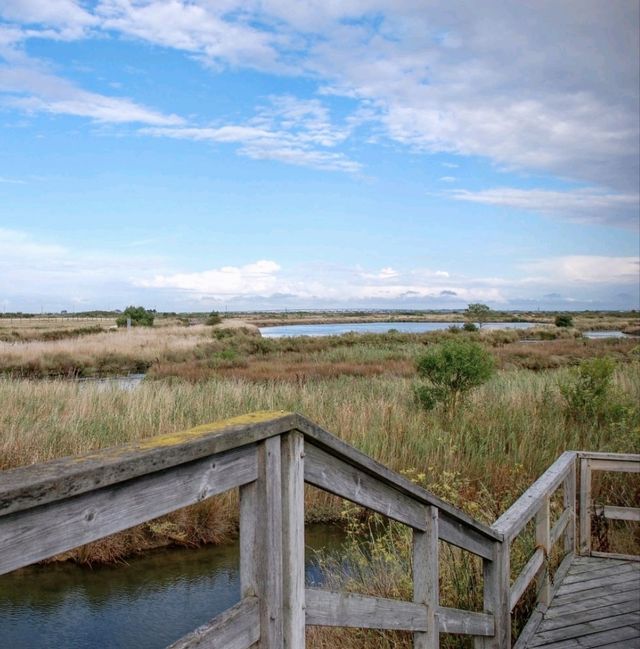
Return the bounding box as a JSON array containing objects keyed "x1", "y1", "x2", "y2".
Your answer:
[
  {"x1": 281, "y1": 431, "x2": 306, "y2": 648},
  {"x1": 563, "y1": 460, "x2": 577, "y2": 555},
  {"x1": 476, "y1": 541, "x2": 510, "y2": 649},
  {"x1": 535, "y1": 496, "x2": 551, "y2": 605},
  {"x1": 413, "y1": 505, "x2": 439, "y2": 648},
  {"x1": 579, "y1": 458, "x2": 591, "y2": 556}
]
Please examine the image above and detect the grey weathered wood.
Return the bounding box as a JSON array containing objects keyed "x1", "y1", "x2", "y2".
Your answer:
[
  {"x1": 0, "y1": 411, "x2": 297, "y2": 517},
  {"x1": 294, "y1": 416, "x2": 502, "y2": 542},
  {"x1": 587, "y1": 458, "x2": 640, "y2": 473},
  {"x1": 0, "y1": 444, "x2": 258, "y2": 575},
  {"x1": 413, "y1": 505, "x2": 439, "y2": 649},
  {"x1": 437, "y1": 607, "x2": 495, "y2": 636},
  {"x1": 239, "y1": 481, "x2": 258, "y2": 599},
  {"x1": 535, "y1": 494, "x2": 551, "y2": 605},
  {"x1": 554, "y1": 569, "x2": 640, "y2": 596},
  {"x1": 590, "y1": 550, "x2": 640, "y2": 562},
  {"x1": 579, "y1": 457, "x2": 591, "y2": 556},
  {"x1": 439, "y1": 516, "x2": 496, "y2": 560},
  {"x1": 544, "y1": 590, "x2": 640, "y2": 618},
  {"x1": 167, "y1": 597, "x2": 260, "y2": 649},
  {"x1": 493, "y1": 452, "x2": 575, "y2": 542},
  {"x1": 256, "y1": 436, "x2": 283, "y2": 648},
  {"x1": 304, "y1": 443, "x2": 428, "y2": 530},
  {"x1": 563, "y1": 467, "x2": 576, "y2": 555},
  {"x1": 536, "y1": 598, "x2": 639, "y2": 632},
  {"x1": 280, "y1": 432, "x2": 305, "y2": 649},
  {"x1": 598, "y1": 504, "x2": 640, "y2": 522},
  {"x1": 510, "y1": 548, "x2": 545, "y2": 612},
  {"x1": 551, "y1": 577, "x2": 639, "y2": 606},
  {"x1": 476, "y1": 541, "x2": 510, "y2": 649},
  {"x1": 550, "y1": 507, "x2": 572, "y2": 548},
  {"x1": 561, "y1": 561, "x2": 639, "y2": 585},
  {"x1": 578, "y1": 451, "x2": 640, "y2": 462},
  {"x1": 305, "y1": 588, "x2": 428, "y2": 630}
]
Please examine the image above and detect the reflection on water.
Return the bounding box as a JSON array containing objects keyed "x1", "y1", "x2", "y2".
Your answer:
[
  {"x1": 0, "y1": 525, "x2": 344, "y2": 649},
  {"x1": 75, "y1": 373, "x2": 146, "y2": 391}
]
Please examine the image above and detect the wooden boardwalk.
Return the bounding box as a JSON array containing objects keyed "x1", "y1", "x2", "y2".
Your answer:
[{"x1": 525, "y1": 556, "x2": 640, "y2": 649}]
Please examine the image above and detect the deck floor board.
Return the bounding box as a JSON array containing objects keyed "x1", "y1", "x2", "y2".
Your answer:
[{"x1": 525, "y1": 556, "x2": 640, "y2": 649}]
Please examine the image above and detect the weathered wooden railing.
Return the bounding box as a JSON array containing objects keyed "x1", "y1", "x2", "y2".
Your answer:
[{"x1": 0, "y1": 411, "x2": 637, "y2": 648}]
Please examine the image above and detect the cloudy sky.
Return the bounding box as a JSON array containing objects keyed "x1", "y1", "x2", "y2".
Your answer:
[{"x1": 1, "y1": 0, "x2": 638, "y2": 312}]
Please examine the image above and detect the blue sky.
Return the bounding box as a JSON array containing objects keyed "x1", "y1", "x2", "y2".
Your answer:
[{"x1": 0, "y1": 1, "x2": 638, "y2": 312}]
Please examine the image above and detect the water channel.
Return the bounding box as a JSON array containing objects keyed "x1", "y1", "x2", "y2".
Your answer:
[{"x1": 0, "y1": 525, "x2": 344, "y2": 649}]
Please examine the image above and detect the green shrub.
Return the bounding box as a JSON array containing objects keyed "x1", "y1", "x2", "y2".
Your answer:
[
  {"x1": 555, "y1": 314, "x2": 574, "y2": 328},
  {"x1": 463, "y1": 322, "x2": 478, "y2": 332},
  {"x1": 206, "y1": 311, "x2": 222, "y2": 326},
  {"x1": 560, "y1": 357, "x2": 619, "y2": 425},
  {"x1": 415, "y1": 339, "x2": 495, "y2": 416},
  {"x1": 116, "y1": 306, "x2": 154, "y2": 327}
]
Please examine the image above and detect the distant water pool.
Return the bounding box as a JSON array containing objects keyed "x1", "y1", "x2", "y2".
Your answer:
[{"x1": 260, "y1": 321, "x2": 536, "y2": 338}]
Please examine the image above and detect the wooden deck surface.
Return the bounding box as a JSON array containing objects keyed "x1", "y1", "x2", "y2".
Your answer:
[{"x1": 526, "y1": 556, "x2": 640, "y2": 648}]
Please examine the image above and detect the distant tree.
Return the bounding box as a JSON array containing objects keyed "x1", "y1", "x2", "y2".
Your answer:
[
  {"x1": 555, "y1": 314, "x2": 574, "y2": 328},
  {"x1": 414, "y1": 339, "x2": 494, "y2": 416},
  {"x1": 206, "y1": 311, "x2": 222, "y2": 326},
  {"x1": 465, "y1": 303, "x2": 492, "y2": 328},
  {"x1": 116, "y1": 306, "x2": 154, "y2": 327}
]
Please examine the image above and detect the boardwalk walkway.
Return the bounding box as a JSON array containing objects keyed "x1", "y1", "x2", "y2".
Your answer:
[{"x1": 525, "y1": 556, "x2": 640, "y2": 649}]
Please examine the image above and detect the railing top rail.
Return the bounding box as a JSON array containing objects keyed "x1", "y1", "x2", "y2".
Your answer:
[
  {"x1": 492, "y1": 451, "x2": 576, "y2": 542},
  {"x1": 0, "y1": 410, "x2": 500, "y2": 542},
  {"x1": 0, "y1": 411, "x2": 296, "y2": 517},
  {"x1": 578, "y1": 451, "x2": 640, "y2": 462}
]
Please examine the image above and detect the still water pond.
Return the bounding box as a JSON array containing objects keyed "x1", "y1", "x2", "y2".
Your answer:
[
  {"x1": 260, "y1": 321, "x2": 536, "y2": 337},
  {"x1": 0, "y1": 525, "x2": 344, "y2": 649}
]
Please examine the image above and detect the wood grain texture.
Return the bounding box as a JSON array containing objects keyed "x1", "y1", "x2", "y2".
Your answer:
[
  {"x1": 437, "y1": 607, "x2": 495, "y2": 637},
  {"x1": 0, "y1": 444, "x2": 258, "y2": 575},
  {"x1": 413, "y1": 506, "x2": 439, "y2": 649},
  {"x1": 167, "y1": 597, "x2": 260, "y2": 649},
  {"x1": 0, "y1": 411, "x2": 296, "y2": 517}
]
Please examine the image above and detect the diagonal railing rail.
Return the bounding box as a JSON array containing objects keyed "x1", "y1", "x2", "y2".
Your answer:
[{"x1": 0, "y1": 411, "x2": 637, "y2": 648}]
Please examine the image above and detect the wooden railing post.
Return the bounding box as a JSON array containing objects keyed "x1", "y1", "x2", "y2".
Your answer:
[
  {"x1": 281, "y1": 431, "x2": 306, "y2": 648},
  {"x1": 241, "y1": 436, "x2": 284, "y2": 648},
  {"x1": 563, "y1": 461, "x2": 576, "y2": 555},
  {"x1": 476, "y1": 541, "x2": 510, "y2": 649},
  {"x1": 579, "y1": 458, "x2": 591, "y2": 556},
  {"x1": 535, "y1": 496, "x2": 551, "y2": 605},
  {"x1": 413, "y1": 505, "x2": 439, "y2": 649}
]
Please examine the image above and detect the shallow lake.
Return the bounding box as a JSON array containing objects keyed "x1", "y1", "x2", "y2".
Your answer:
[
  {"x1": 260, "y1": 321, "x2": 536, "y2": 337},
  {"x1": 0, "y1": 524, "x2": 344, "y2": 649}
]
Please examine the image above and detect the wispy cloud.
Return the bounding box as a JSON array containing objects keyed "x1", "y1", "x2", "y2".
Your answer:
[
  {"x1": 521, "y1": 256, "x2": 639, "y2": 285},
  {"x1": 450, "y1": 187, "x2": 639, "y2": 229},
  {"x1": 142, "y1": 95, "x2": 360, "y2": 173}
]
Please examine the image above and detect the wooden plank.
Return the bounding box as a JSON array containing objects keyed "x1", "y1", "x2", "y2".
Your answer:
[
  {"x1": 550, "y1": 579, "x2": 639, "y2": 607},
  {"x1": 294, "y1": 417, "x2": 501, "y2": 542},
  {"x1": 588, "y1": 458, "x2": 640, "y2": 473},
  {"x1": 305, "y1": 588, "x2": 428, "y2": 631},
  {"x1": 413, "y1": 506, "x2": 439, "y2": 649},
  {"x1": 476, "y1": 542, "x2": 510, "y2": 649},
  {"x1": 0, "y1": 410, "x2": 296, "y2": 517},
  {"x1": 598, "y1": 505, "x2": 640, "y2": 522},
  {"x1": 563, "y1": 467, "x2": 576, "y2": 555},
  {"x1": 256, "y1": 436, "x2": 283, "y2": 648},
  {"x1": 281, "y1": 432, "x2": 305, "y2": 649},
  {"x1": 0, "y1": 444, "x2": 258, "y2": 575},
  {"x1": 566, "y1": 556, "x2": 632, "y2": 574},
  {"x1": 439, "y1": 516, "x2": 496, "y2": 560},
  {"x1": 554, "y1": 570, "x2": 639, "y2": 596},
  {"x1": 492, "y1": 452, "x2": 575, "y2": 542},
  {"x1": 510, "y1": 548, "x2": 545, "y2": 612},
  {"x1": 512, "y1": 604, "x2": 545, "y2": 649},
  {"x1": 578, "y1": 451, "x2": 640, "y2": 463},
  {"x1": 304, "y1": 443, "x2": 428, "y2": 530},
  {"x1": 536, "y1": 494, "x2": 551, "y2": 605},
  {"x1": 544, "y1": 590, "x2": 640, "y2": 619},
  {"x1": 537, "y1": 598, "x2": 640, "y2": 632},
  {"x1": 239, "y1": 481, "x2": 258, "y2": 599},
  {"x1": 561, "y1": 562, "x2": 639, "y2": 586},
  {"x1": 437, "y1": 607, "x2": 495, "y2": 636},
  {"x1": 579, "y1": 458, "x2": 591, "y2": 555},
  {"x1": 550, "y1": 508, "x2": 572, "y2": 548},
  {"x1": 528, "y1": 611, "x2": 640, "y2": 646},
  {"x1": 590, "y1": 550, "x2": 640, "y2": 562},
  {"x1": 167, "y1": 597, "x2": 260, "y2": 649},
  {"x1": 534, "y1": 625, "x2": 640, "y2": 649}
]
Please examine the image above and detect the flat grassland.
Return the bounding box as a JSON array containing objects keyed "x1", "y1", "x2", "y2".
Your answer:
[{"x1": 1, "y1": 313, "x2": 638, "y2": 647}]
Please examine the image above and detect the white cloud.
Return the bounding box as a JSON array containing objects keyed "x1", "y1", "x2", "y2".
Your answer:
[
  {"x1": 522, "y1": 256, "x2": 639, "y2": 285},
  {"x1": 360, "y1": 267, "x2": 399, "y2": 279},
  {"x1": 142, "y1": 95, "x2": 360, "y2": 173},
  {"x1": 450, "y1": 187, "x2": 639, "y2": 229},
  {"x1": 138, "y1": 260, "x2": 283, "y2": 297},
  {"x1": 0, "y1": 63, "x2": 184, "y2": 125},
  {"x1": 439, "y1": 176, "x2": 456, "y2": 183}
]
